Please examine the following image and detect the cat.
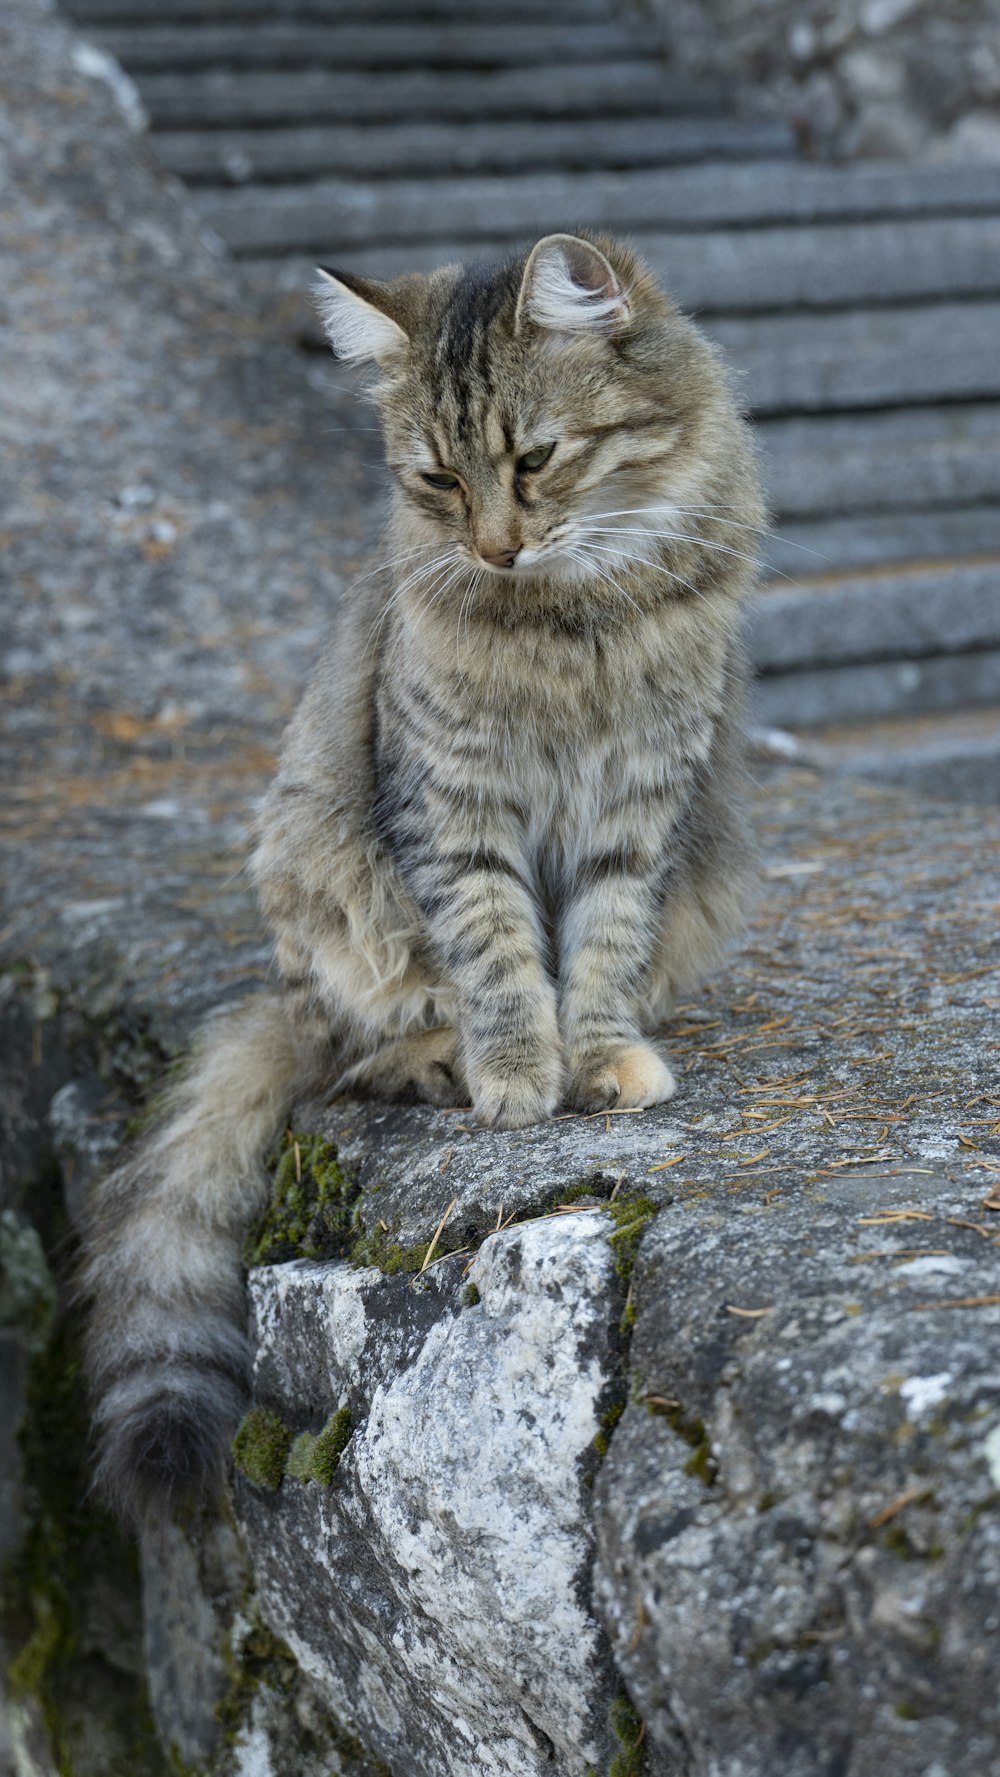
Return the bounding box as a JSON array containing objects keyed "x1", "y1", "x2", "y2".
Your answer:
[{"x1": 83, "y1": 232, "x2": 764, "y2": 1525}]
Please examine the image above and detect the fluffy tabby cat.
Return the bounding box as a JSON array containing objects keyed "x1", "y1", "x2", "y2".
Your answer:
[{"x1": 84, "y1": 232, "x2": 763, "y2": 1523}]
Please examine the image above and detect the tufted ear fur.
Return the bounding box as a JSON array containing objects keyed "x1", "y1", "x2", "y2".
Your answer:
[
  {"x1": 514, "y1": 233, "x2": 631, "y2": 339},
  {"x1": 314, "y1": 267, "x2": 411, "y2": 363}
]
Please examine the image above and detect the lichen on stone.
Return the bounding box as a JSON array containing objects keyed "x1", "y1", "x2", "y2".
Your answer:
[
  {"x1": 245, "y1": 1131, "x2": 359, "y2": 1267},
  {"x1": 232, "y1": 1407, "x2": 293, "y2": 1491}
]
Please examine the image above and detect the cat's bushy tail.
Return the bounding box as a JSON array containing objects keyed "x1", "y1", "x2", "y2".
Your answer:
[{"x1": 82, "y1": 993, "x2": 327, "y2": 1527}]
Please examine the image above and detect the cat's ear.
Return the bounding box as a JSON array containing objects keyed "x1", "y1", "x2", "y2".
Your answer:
[
  {"x1": 314, "y1": 267, "x2": 410, "y2": 363},
  {"x1": 515, "y1": 234, "x2": 630, "y2": 339}
]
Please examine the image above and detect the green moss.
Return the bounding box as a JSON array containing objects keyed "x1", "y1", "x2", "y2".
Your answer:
[
  {"x1": 894, "y1": 1701, "x2": 925, "y2": 1721},
  {"x1": 658, "y1": 1402, "x2": 718, "y2": 1488},
  {"x1": 757, "y1": 1490, "x2": 780, "y2": 1513},
  {"x1": 593, "y1": 1400, "x2": 625, "y2": 1460},
  {"x1": 309, "y1": 1408, "x2": 352, "y2": 1485},
  {"x1": 609, "y1": 1691, "x2": 647, "y2": 1776},
  {"x1": 462, "y1": 1282, "x2": 481, "y2": 1308},
  {"x1": 232, "y1": 1407, "x2": 293, "y2": 1491},
  {"x1": 350, "y1": 1226, "x2": 429, "y2": 1274},
  {"x1": 271, "y1": 1409, "x2": 353, "y2": 1490},
  {"x1": 245, "y1": 1132, "x2": 359, "y2": 1267},
  {"x1": 882, "y1": 1523, "x2": 914, "y2": 1560},
  {"x1": 605, "y1": 1196, "x2": 659, "y2": 1283}
]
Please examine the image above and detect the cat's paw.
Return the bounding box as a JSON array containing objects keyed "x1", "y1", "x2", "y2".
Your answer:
[
  {"x1": 470, "y1": 1055, "x2": 562, "y2": 1130},
  {"x1": 567, "y1": 1043, "x2": 676, "y2": 1115},
  {"x1": 339, "y1": 1027, "x2": 468, "y2": 1108}
]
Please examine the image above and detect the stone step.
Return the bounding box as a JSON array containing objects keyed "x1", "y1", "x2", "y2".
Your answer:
[
  {"x1": 711, "y1": 300, "x2": 1000, "y2": 416},
  {"x1": 63, "y1": 0, "x2": 608, "y2": 18},
  {"x1": 156, "y1": 116, "x2": 795, "y2": 186},
  {"x1": 774, "y1": 705, "x2": 1000, "y2": 804},
  {"x1": 752, "y1": 561, "x2": 1000, "y2": 674},
  {"x1": 766, "y1": 508, "x2": 1000, "y2": 579},
  {"x1": 760, "y1": 403, "x2": 1000, "y2": 519},
  {"x1": 202, "y1": 191, "x2": 1000, "y2": 321},
  {"x1": 754, "y1": 645, "x2": 1000, "y2": 729},
  {"x1": 137, "y1": 61, "x2": 723, "y2": 130},
  {"x1": 84, "y1": 20, "x2": 668, "y2": 72},
  {"x1": 196, "y1": 161, "x2": 1000, "y2": 252}
]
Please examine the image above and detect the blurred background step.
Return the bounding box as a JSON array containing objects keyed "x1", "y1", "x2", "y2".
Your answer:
[
  {"x1": 751, "y1": 558, "x2": 1000, "y2": 730},
  {"x1": 135, "y1": 63, "x2": 721, "y2": 130},
  {"x1": 764, "y1": 707, "x2": 1000, "y2": 805},
  {"x1": 74, "y1": 20, "x2": 670, "y2": 71},
  {"x1": 194, "y1": 163, "x2": 1000, "y2": 251},
  {"x1": 62, "y1": 0, "x2": 612, "y2": 18},
  {"x1": 155, "y1": 116, "x2": 796, "y2": 185}
]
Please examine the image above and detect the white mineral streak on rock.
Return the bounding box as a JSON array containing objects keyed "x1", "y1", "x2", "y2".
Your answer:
[
  {"x1": 983, "y1": 1423, "x2": 1000, "y2": 1488},
  {"x1": 248, "y1": 1213, "x2": 615, "y2": 1776},
  {"x1": 357, "y1": 1216, "x2": 610, "y2": 1761},
  {"x1": 899, "y1": 1373, "x2": 953, "y2": 1417}
]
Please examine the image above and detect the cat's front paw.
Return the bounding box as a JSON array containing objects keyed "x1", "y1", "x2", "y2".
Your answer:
[
  {"x1": 470, "y1": 1054, "x2": 562, "y2": 1130},
  {"x1": 567, "y1": 1042, "x2": 676, "y2": 1115}
]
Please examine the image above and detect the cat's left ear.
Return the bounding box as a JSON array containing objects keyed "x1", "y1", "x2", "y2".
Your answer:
[
  {"x1": 514, "y1": 234, "x2": 631, "y2": 340},
  {"x1": 314, "y1": 267, "x2": 411, "y2": 363}
]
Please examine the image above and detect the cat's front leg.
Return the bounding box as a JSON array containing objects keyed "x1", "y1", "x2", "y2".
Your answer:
[
  {"x1": 404, "y1": 838, "x2": 561, "y2": 1130},
  {"x1": 558, "y1": 846, "x2": 677, "y2": 1115}
]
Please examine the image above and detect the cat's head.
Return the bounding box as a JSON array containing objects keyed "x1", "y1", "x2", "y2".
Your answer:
[{"x1": 316, "y1": 233, "x2": 749, "y2": 590}]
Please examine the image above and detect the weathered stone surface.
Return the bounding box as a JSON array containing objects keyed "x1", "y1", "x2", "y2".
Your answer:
[
  {"x1": 239, "y1": 1214, "x2": 628, "y2": 1776},
  {"x1": 595, "y1": 1173, "x2": 1000, "y2": 1775},
  {"x1": 658, "y1": 0, "x2": 1000, "y2": 164}
]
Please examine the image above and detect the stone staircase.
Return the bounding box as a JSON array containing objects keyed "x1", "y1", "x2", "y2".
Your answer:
[{"x1": 62, "y1": 0, "x2": 1000, "y2": 795}]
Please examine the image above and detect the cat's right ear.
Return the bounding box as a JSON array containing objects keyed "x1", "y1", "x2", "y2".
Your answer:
[{"x1": 314, "y1": 268, "x2": 410, "y2": 364}]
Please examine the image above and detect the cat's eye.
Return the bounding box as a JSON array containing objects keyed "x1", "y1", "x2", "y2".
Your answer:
[
  {"x1": 421, "y1": 471, "x2": 460, "y2": 490},
  {"x1": 517, "y1": 443, "x2": 556, "y2": 474}
]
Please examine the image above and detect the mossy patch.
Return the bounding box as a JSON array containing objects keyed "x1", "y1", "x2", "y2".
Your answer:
[
  {"x1": 659, "y1": 1401, "x2": 718, "y2": 1487},
  {"x1": 349, "y1": 1225, "x2": 429, "y2": 1275},
  {"x1": 605, "y1": 1196, "x2": 659, "y2": 1283},
  {"x1": 593, "y1": 1400, "x2": 625, "y2": 1461},
  {"x1": 285, "y1": 1408, "x2": 352, "y2": 1487},
  {"x1": 609, "y1": 1691, "x2": 647, "y2": 1776},
  {"x1": 462, "y1": 1282, "x2": 481, "y2": 1308},
  {"x1": 232, "y1": 1407, "x2": 293, "y2": 1491},
  {"x1": 245, "y1": 1132, "x2": 359, "y2": 1267}
]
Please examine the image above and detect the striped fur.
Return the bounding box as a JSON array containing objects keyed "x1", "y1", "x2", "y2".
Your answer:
[{"x1": 86, "y1": 235, "x2": 763, "y2": 1521}]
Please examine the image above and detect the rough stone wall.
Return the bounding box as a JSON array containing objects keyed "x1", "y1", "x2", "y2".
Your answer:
[{"x1": 654, "y1": 0, "x2": 1000, "y2": 158}]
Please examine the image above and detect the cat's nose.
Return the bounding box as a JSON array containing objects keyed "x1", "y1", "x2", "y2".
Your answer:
[{"x1": 481, "y1": 549, "x2": 520, "y2": 570}]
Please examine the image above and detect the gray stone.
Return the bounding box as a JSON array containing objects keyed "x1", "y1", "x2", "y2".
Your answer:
[
  {"x1": 791, "y1": 707, "x2": 1000, "y2": 804},
  {"x1": 192, "y1": 160, "x2": 1000, "y2": 257},
  {"x1": 239, "y1": 1213, "x2": 626, "y2": 1776},
  {"x1": 136, "y1": 62, "x2": 721, "y2": 131},
  {"x1": 754, "y1": 647, "x2": 1000, "y2": 728},
  {"x1": 595, "y1": 1171, "x2": 1000, "y2": 1775},
  {"x1": 155, "y1": 116, "x2": 795, "y2": 186},
  {"x1": 83, "y1": 19, "x2": 669, "y2": 72},
  {"x1": 752, "y1": 564, "x2": 1000, "y2": 675}
]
